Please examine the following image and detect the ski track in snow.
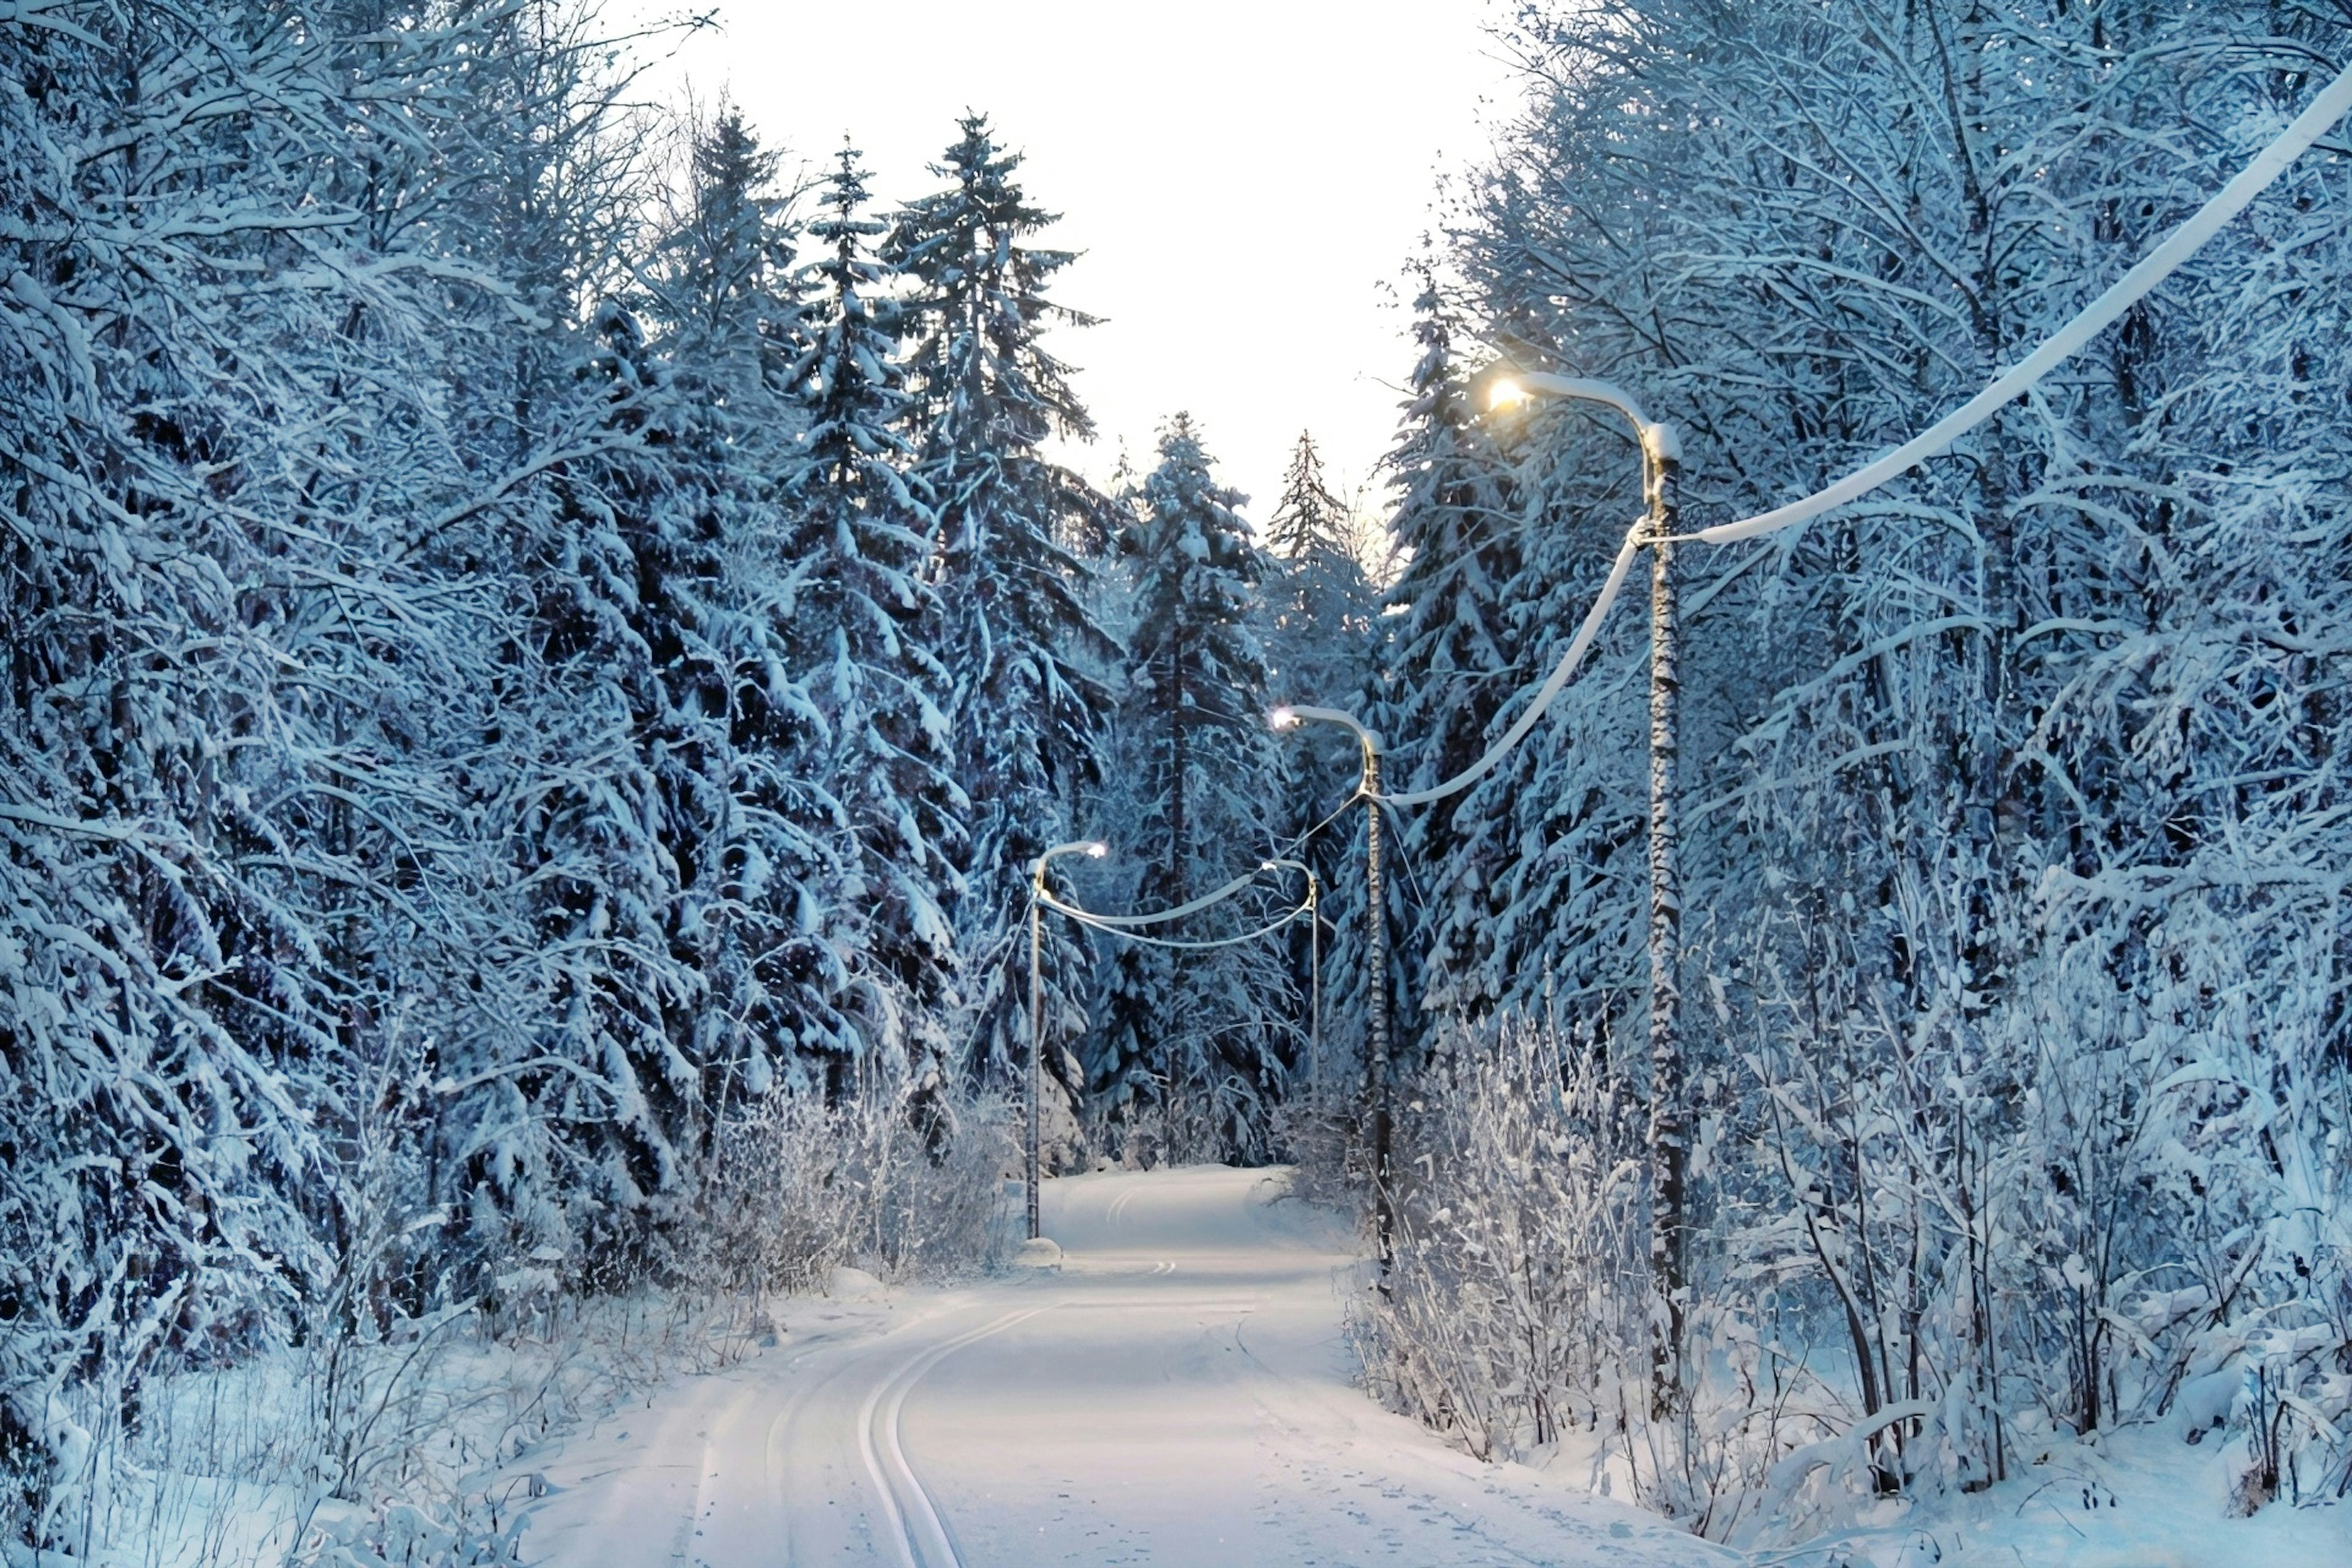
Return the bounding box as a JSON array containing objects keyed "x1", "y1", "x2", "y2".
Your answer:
[
  {"x1": 519, "y1": 1166, "x2": 1728, "y2": 1568},
  {"x1": 857, "y1": 1306, "x2": 1047, "y2": 1568}
]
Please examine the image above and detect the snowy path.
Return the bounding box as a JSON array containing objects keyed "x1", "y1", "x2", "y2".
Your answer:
[{"x1": 521, "y1": 1166, "x2": 1727, "y2": 1567}]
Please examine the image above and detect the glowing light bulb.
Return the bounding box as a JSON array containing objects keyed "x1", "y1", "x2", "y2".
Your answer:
[
  {"x1": 1084, "y1": 841, "x2": 1108, "y2": 859},
  {"x1": 1268, "y1": 706, "x2": 1300, "y2": 731},
  {"x1": 1488, "y1": 377, "x2": 1526, "y2": 412}
]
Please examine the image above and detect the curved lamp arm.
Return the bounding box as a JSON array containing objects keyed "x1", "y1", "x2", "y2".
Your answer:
[
  {"x1": 1031, "y1": 838, "x2": 1108, "y2": 888},
  {"x1": 1489, "y1": 371, "x2": 1680, "y2": 468}
]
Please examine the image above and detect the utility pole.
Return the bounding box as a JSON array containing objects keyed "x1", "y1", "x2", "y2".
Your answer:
[
  {"x1": 1487, "y1": 374, "x2": 1685, "y2": 1414},
  {"x1": 1268, "y1": 705, "x2": 1390, "y2": 1272},
  {"x1": 1028, "y1": 839, "x2": 1107, "y2": 1240},
  {"x1": 1643, "y1": 432, "x2": 1686, "y2": 1422},
  {"x1": 1363, "y1": 740, "x2": 1392, "y2": 1273}
]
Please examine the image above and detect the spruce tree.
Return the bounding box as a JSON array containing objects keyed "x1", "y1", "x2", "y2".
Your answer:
[
  {"x1": 1351, "y1": 276, "x2": 1523, "y2": 1066},
  {"x1": 1088, "y1": 417, "x2": 1290, "y2": 1159},
  {"x1": 633, "y1": 104, "x2": 869, "y2": 1107},
  {"x1": 885, "y1": 114, "x2": 1117, "y2": 1095},
  {"x1": 785, "y1": 141, "x2": 965, "y2": 1088},
  {"x1": 1261, "y1": 432, "x2": 1378, "y2": 1095}
]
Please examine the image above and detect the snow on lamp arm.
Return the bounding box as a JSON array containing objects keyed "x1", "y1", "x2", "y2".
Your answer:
[
  {"x1": 1485, "y1": 371, "x2": 1679, "y2": 517},
  {"x1": 1027, "y1": 838, "x2": 1107, "y2": 1242}
]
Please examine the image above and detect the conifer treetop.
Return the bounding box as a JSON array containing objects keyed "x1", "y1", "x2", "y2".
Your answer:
[
  {"x1": 887, "y1": 111, "x2": 1100, "y2": 459},
  {"x1": 1267, "y1": 430, "x2": 1349, "y2": 562}
]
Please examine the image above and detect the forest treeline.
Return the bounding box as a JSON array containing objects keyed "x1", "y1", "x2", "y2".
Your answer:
[{"x1": 0, "y1": 2, "x2": 1373, "y2": 1544}]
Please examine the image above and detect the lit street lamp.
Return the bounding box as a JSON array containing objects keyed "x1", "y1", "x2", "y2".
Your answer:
[
  {"x1": 1029, "y1": 837, "x2": 1107, "y2": 1241},
  {"x1": 1488, "y1": 369, "x2": 1689, "y2": 1415},
  {"x1": 1268, "y1": 703, "x2": 1393, "y2": 1272}
]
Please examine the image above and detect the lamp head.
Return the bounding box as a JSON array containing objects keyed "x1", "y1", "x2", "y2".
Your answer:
[
  {"x1": 1487, "y1": 377, "x2": 1526, "y2": 412},
  {"x1": 1083, "y1": 840, "x2": 1108, "y2": 859},
  {"x1": 1268, "y1": 706, "x2": 1300, "y2": 732}
]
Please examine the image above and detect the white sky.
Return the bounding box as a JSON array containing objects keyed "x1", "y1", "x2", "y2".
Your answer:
[{"x1": 636, "y1": 1, "x2": 1518, "y2": 527}]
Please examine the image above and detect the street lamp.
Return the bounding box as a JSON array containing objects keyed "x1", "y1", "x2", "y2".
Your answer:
[
  {"x1": 1489, "y1": 367, "x2": 1689, "y2": 1417},
  {"x1": 1268, "y1": 704, "x2": 1393, "y2": 1272},
  {"x1": 1029, "y1": 837, "x2": 1107, "y2": 1241}
]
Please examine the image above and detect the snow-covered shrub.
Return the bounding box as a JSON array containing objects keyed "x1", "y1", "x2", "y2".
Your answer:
[
  {"x1": 298, "y1": 1499, "x2": 526, "y2": 1568},
  {"x1": 1270, "y1": 1080, "x2": 1368, "y2": 1216},
  {"x1": 696, "y1": 1082, "x2": 1016, "y2": 1292},
  {"x1": 1352, "y1": 1017, "x2": 1648, "y2": 1462}
]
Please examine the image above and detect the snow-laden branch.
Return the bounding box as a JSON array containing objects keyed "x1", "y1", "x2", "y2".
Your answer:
[
  {"x1": 1684, "y1": 59, "x2": 2352, "y2": 546},
  {"x1": 1373, "y1": 56, "x2": 2352, "y2": 813}
]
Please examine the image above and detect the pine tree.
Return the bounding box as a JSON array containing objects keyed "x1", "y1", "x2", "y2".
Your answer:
[
  {"x1": 431, "y1": 30, "x2": 835, "y2": 1271},
  {"x1": 1264, "y1": 431, "x2": 1376, "y2": 729},
  {"x1": 1265, "y1": 431, "x2": 1348, "y2": 563},
  {"x1": 1088, "y1": 417, "x2": 1291, "y2": 1159},
  {"x1": 885, "y1": 114, "x2": 1117, "y2": 1095},
  {"x1": 633, "y1": 104, "x2": 892, "y2": 1112},
  {"x1": 646, "y1": 100, "x2": 805, "y2": 401}
]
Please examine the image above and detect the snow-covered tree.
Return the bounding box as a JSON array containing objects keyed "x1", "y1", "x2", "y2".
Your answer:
[
  {"x1": 1367, "y1": 0, "x2": 2352, "y2": 1521},
  {"x1": 783, "y1": 140, "x2": 967, "y2": 1090},
  {"x1": 1354, "y1": 275, "x2": 1528, "y2": 1069},
  {"x1": 1260, "y1": 432, "x2": 1379, "y2": 1097},
  {"x1": 1088, "y1": 417, "x2": 1291, "y2": 1158},
  {"x1": 885, "y1": 114, "x2": 1117, "y2": 1094},
  {"x1": 0, "y1": 0, "x2": 657, "y2": 1536}
]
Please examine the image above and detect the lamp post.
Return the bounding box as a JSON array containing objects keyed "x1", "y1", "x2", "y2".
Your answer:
[
  {"x1": 1029, "y1": 838, "x2": 1107, "y2": 1241},
  {"x1": 1268, "y1": 703, "x2": 1392, "y2": 1272},
  {"x1": 1488, "y1": 371, "x2": 1687, "y2": 1416}
]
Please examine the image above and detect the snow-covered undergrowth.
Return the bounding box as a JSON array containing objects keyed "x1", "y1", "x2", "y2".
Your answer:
[
  {"x1": 1351, "y1": 1022, "x2": 1646, "y2": 1466},
  {"x1": 25, "y1": 1291, "x2": 719, "y2": 1568},
  {"x1": 1355, "y1": 1016, "x2": 2350, "y2": 1553},
  {"x1": 10, "y1": 1088, "x2": 1014, "y2": 1567},
  {"x1": 696, "y1": 1085, "x2": 1017, "y2": 1295}
]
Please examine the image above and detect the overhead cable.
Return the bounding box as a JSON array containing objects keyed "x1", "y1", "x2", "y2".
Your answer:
[
  {"x1": 1045, "y1": 863, "x2": 1281, "y2": 929},
  {"x1": 1038, "y1": 891, "x2": 1311, "y2": 951},
  {"x1": 1376, "y1": 526, "x2": 1644, "y2": 809},
  {"x1": 1681, "y1": 58, "x2": 2352, "y2": 547}
]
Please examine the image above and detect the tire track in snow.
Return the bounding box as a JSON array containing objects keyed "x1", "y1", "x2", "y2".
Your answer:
[{"x1": 854, "y1": 1306, "x2": 1049, "y2": 1568}]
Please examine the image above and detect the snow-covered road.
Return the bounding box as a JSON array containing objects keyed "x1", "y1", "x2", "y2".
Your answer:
[{"x1": 521, "y1": 1166, "x2": 1725, "y2": 1567}]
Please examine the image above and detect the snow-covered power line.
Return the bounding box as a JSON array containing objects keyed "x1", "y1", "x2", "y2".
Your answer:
[
  {"x1": 1038, "y1": 891, "x2": 1313, "y2": 951},
  {"x1": 1371, "y1": 56, "x2": 2352, "y2": 814},
  {"x1": 1035, "y1": 858, "x2": 1317, "y2": 951},
  {"x1": 1374, "y1": 527, "x2": 1644, "y2": 810},
  {"x1": 1679, "y1": 61, "x2": 2352, "y2": 546},
  {"x1": 1041, "y1": 862, "x2": 1282, "y2": 929}
]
